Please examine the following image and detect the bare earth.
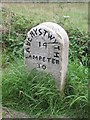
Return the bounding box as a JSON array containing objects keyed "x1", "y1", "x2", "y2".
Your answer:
[{"x1": 2, "y1": 107, "x2": 30, "y2": 118}]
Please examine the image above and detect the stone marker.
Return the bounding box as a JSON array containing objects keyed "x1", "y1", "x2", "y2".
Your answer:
[{"x1": 24, "y1": 22, "x2": 69, "y2": 93}]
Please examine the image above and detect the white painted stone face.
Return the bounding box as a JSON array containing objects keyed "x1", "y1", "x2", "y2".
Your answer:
[{"x1": 24, "y1": 22, "x2": 69, "y2": 93}]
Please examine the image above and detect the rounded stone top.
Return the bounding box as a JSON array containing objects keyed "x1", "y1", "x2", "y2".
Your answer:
[
  {"x1": 26, "y1": 22, "x2": 69, "y2": 45},
  {"x1": 40, "y1": 22, "x2": 69, "y2": 43}
]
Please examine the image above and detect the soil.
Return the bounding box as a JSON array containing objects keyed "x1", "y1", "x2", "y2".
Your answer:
[{"x1": 2, "y1": 107, "x2": 30, "y2": 118}]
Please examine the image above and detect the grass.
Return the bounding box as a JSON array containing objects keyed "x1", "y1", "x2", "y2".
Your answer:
[
  {"x1": 2, "y1": 58, "x2": 88, "y2": 118},
  {"x1": 1, "y1": 2, "x2": 88, "y2": 118},
  {"x1": 2, "y1": 3, "x2": 88, "y2": 31}
]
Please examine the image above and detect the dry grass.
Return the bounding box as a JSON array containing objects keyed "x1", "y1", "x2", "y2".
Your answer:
[{"x1": 2, "y1": 2, "x2": 88, "y2": 31}]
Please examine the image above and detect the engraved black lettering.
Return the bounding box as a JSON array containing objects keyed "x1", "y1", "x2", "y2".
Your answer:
[
  {"x1": 38, "y1": 28, "x2": 42, "y2": 35},
  {"x1": 26, "y1": 54, "x2": 32, "y2": 59},
  {"x1": 54, "y1": 52, "x2": 59, "y2": 58},
  {"x1": 33, "y1": 55, "x2": 38, "y2": 60},
  {"x1": 56, "y1": 59, "x2": 59, "y2": 64},
  {"x1": 33, "y1": 28, "x2": 37, "y2": 35},
  {"x1": 48, "y1": 33, "x2": 55, "y2": 40},
  {"x1": 43, "y1": 57, "x2": 45, "y2": 62},
  {"x1": 25, "y1": 41, "x2": 31, "y2": 46},
  {"x1": 52, "y1": 58, "x2": 55, "y2": 64},
  {"x1": 39, "y1": 56, "x2": 42, "y2": 60},
  {"x1": 48, "y1": 39, "x2": 58, "y2": 44},
  {"x1": 30, "y1": 31, "x2": 35, "y2": 38},
  {"x1": 43, "y1": 29, "x2": 48, "y2": 36},
  {"x1": 43, "y1": 42, "x2": 47, "y2": 49},
  {"x1": 28, "y1": 37, "x2": 32, "y2": 42},
  {"x1": 42, "y1": 65, "x2": 46, "y2": 70},
  {"x1": 52, "y1": 39, "x2": 58, "y2": 44},
  {"x1": 47, "y1": 58, "x2": 51, "y2": 62},
  {"x1": 26, "y1": 48, "x2": 30, "y2": 53},
  {"x1": 37, "y1": 63, "x2": 40, "y2": 68},
  {"x1": 54, "y1": 45, "x2": 60, "y2": 50},
  {"x1": 39, "y1": 42, "x2": 41, "y2": 47}
]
